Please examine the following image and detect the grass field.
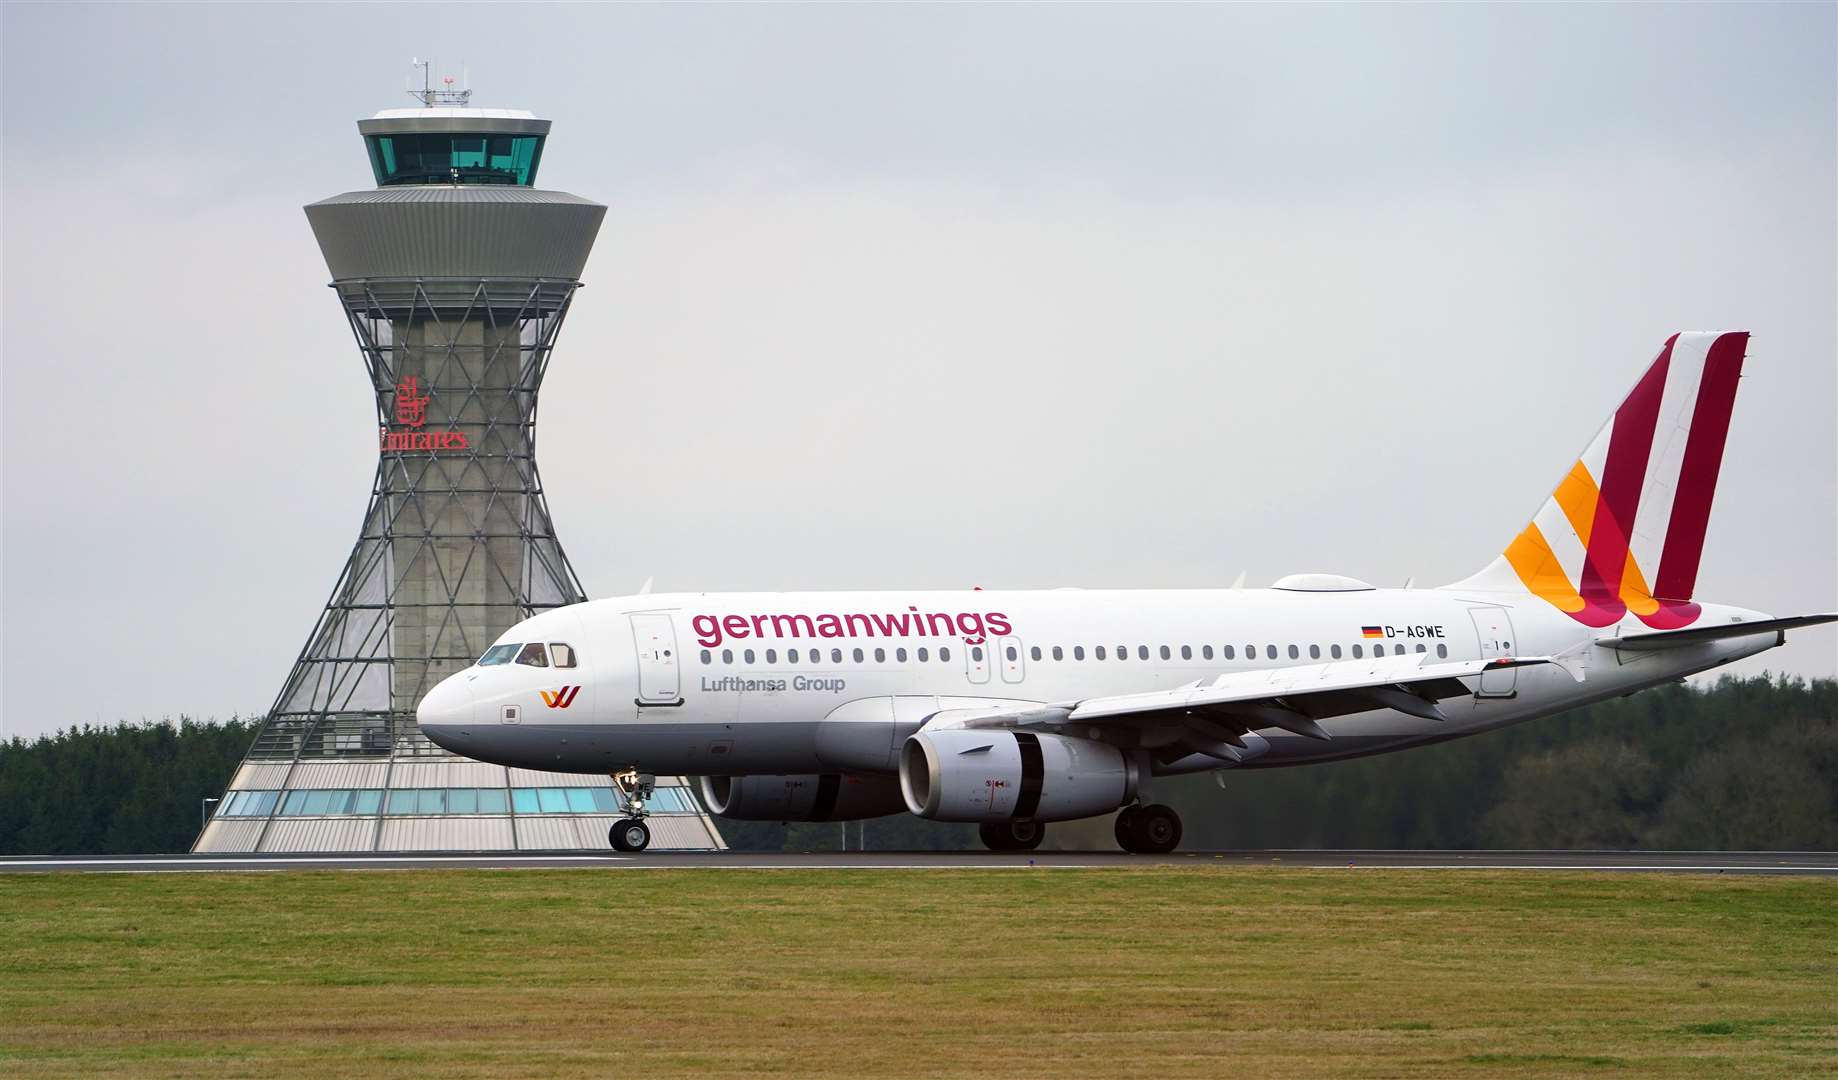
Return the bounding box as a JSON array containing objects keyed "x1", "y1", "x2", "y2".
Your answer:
[{"x1": 1, "y1": 867, "x2": 1834, "y2": 1078}]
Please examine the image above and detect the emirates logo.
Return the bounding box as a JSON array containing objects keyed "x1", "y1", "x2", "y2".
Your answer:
[
  {"x1": 379, "y1": 375, "x2": 469, "y2": 453},
  {"x1": 394, "y1": 376, "x2": 431, "y2": 428}
]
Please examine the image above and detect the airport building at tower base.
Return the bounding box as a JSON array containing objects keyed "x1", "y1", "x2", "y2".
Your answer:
[{"x1": 197, "y1": 760, "x2": 721, "y2": 853}]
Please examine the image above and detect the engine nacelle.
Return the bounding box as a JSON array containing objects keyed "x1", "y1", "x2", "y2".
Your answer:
[
  {"x1": 900, "y1": 729, "x2": 1139, "y2": 823},
  {"x1": 698, "y1": 773, "x2": 907, "y2": 822}
]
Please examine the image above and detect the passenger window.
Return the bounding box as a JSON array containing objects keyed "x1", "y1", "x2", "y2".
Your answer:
[
  {"x1": 516, "y1": 642, "x2": 548, "y2": 667},
  {"x1": 1118, "y1": 646, "x2": 1129, "y2": 661},
  {"x1": 786, "y1": 648, "x2": 799, "y2": 665},
  {"x1": 1095, "y1": 646, "x2": 1106, "y2": 660},
  {"x1": 1415, "y1": 644, "x2": 1427, "y2": 653},
  {"x1": 853, "y1": 648, "x2": 864, "y2": 662},
  {"x1": 874, "y1": 647, "x2": 886, "y2": 662},
  {"x1": 971, "y1": 646, "x2": 984, "y2": 661},
  {"x1": 1437, "y1": 644, "x2": 1448, "y2": 658},
  {"x1": 917, "y1": 647, "x2": 929, "y2": 662},
  {"x1": 1137, "y1": 645, "x2": 1149, "y2": 660},
  {"x1": 1223, "y1": 645, "x2": 1235, "y2": 659},
  {"x1": 1160, "y1": 645, "x2": 1172, "y2": 660},
  {"x1": 744, "y1": 649, "x2": 756, "y2": 664},
  {"x1": 1352, "y1": 643, "x2": 1363, "y2": 658},
  {"x1": 1309, "y1": 645, "x2": 1321, "y2": 659},
  {"x1": 1052, "y1": 646, "x2": 1064, "y2": 661},
  {"x1": 700, "y1": 649, "x2": 712, "y2": 665},
  {"x1": 721, "y1": 649, "x2": 733, "y2": 664},
  {"x1": 1202, "y1": 645, "x2": 1213, "y2": 660},
  {"x1": 1330, "y1": 644, "x2": 1342, "y2": 659},
  {"x1": 551, "y1": 643, "x2": 578, "y2": 668},
  {"x1": 766, "y1": 649, "x2": 777, "y2": 664},
  {"x1": 896, "y1": 648, "x2": 908, "y2": 662},
  {"x1": 1074, "y1": 646, "x2": 1085, "y2": 660},
  {"x1": 1265, "y1": 645, "x2": 1277, "y2": 660},
  {"x1": 940, "y1": 646, "x2": 951, "y2": 661},
  {"x1": 479, "y1": 643, "x2": 518, "y2": 666},
  {"x1": 1287, "y1": 645, "x2": 1300, "y2": 660},
  {"x1": 1245, "y1": 644, "x2": 1256, "y2": 659},
  {"x1": 1180, "y1": 645, "x2": 1192, "y2": 660},
  {"x1": 1031, "y1": 646, "x2": 1042, "y2": 661},
  {"x1": 832, "y1": 648, "x2": 844, "y2": 663},
  {"x1": 1006, "y1": 646, "x2": 1018, "y2": 661}
]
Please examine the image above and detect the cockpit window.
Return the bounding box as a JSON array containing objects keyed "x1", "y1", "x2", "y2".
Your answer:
[
  {"x1": 479, "y1": 644, "x2": 519, "y2": 666},
  {"x1": 515, "y1": 642, "x2": 549, "y2": 667},
  {"x1": 550, "y1": 643, "x2": 577, "y2": 668}
]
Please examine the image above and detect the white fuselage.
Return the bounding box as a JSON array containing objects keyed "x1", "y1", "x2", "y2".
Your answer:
[{"x1": 416, "y1": 585, "x2": 1775, "y2": 779}]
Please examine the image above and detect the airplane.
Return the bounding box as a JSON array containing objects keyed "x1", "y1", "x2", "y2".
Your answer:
[{"x1": 417, "y1": 330, "x2": 1835, "y2": 853}]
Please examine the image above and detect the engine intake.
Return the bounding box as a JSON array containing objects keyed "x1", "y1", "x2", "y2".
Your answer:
[
  {"x1": 900, "y1": 729, "x2": 1138, "y2": 823},
  {"x1": 698, "y1": 773, "x2": 906, "y2": 822}
]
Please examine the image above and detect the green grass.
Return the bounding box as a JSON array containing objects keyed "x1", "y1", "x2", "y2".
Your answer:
[{"x1": 1, "y1": 868, "x2": 1834, "y2": 1078}]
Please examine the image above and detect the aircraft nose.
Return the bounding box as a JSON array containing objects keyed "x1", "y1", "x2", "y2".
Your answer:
[{"x1": 416, "y1": 672, "x2": 476, "y2": 752}]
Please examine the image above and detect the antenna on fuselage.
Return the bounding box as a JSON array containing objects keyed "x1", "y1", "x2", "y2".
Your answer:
[{"x1": 1230, "y1": 571, "x2": 1247, "y2": 590}]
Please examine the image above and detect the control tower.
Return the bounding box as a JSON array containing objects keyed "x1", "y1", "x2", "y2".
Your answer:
[{"x1": 196, "y1": 90, "x2": 721, "y2": 853}]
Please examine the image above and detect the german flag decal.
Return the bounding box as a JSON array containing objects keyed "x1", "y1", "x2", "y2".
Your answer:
[{"x1": 1361, "y1": 626, "x2": 1384, "y2": 639}]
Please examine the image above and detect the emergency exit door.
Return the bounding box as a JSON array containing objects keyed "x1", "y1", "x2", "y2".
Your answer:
[
  {"x1": 630, "y1": 613, "x2": 682, "y2": 705},
  {"x1": 1469, "y1": 608, "x2": 1518, "y2": 698}
]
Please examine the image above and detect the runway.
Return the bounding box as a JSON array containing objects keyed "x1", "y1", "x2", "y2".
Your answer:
[{"x1": 3, "y1": 850, "x2": 1835, "y2": 874}]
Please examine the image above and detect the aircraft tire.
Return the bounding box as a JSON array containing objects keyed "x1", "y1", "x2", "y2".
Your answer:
[
  {"x1": 610, "y1": 818, "x2": 651, "y2": 852},
  {"x1": 979, "y1": 820, "x2": 1045, "y2": 852},
  {"x1": 1132, "y1": 804, "x2": 1182, "y2": 854},
  {"x1": 1113, "y1": 805, "x2": 1143, "y2": 852}
]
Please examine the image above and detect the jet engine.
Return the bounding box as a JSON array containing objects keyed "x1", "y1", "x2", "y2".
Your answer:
[
  {"x1": 900, "y1": 729, "x2": 1139, "y2": 823},
  {"x1": 697, "y1": 773, "x2": 907, "y2": 822}
]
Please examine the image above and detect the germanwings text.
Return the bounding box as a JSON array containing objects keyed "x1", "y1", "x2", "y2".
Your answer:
[{"x1": 692, "y1": 608, "x2": 1013, "y2": 649}]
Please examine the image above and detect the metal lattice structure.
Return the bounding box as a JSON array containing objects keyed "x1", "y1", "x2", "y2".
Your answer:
[{"x1": 254, "y1": 277, "x2": 583, "y2": 761}]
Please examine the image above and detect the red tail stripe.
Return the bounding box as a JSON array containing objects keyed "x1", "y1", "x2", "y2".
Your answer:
[
  {"x1": 1576, "y1": 335, "x2": 1675, "y2": 615},
  {"x1": 1653, "y1": 331, "x2": 1746, "y2": 602}
]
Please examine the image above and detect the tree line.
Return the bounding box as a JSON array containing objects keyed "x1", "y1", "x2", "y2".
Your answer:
[{"x1": 2, "y1": 676, "x2": 1831, "y2": 854}]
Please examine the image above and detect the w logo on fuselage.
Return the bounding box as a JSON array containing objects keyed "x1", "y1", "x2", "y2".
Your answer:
[{"x1": 540, "y1": 686, "x2": 581, "y2": 709}]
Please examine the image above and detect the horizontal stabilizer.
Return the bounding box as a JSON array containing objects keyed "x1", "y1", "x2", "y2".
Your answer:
[{"x1": 1599, "y1": 613, "x2": 1838, "y2": 651}]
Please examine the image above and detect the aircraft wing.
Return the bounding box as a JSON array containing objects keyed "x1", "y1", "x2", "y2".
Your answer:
[{"x1": 920, "y1": 652, "x2": 1575, "y2": 760}]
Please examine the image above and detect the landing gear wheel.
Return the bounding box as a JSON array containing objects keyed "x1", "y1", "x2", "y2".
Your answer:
[
  {"x1": 1115, "y1": 804, "x2": 1182, "y2": 854},
  {"x1": 1114, "y1": 805, "x2": 1142, "y2": 851},
  {"x1": 979, "y1": 820, "x2": 1046, "y2": 852},
  {"x1": 1136, "y1": 804, "x2": 1183, "y2": 854},
  {"x1": 610, "y1": 817, "x2": 651, "y2": 852}
]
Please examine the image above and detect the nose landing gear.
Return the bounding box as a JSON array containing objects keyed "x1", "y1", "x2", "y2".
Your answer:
[
  {"x1": 1114, "y1": 803, "x2": 1182, "y2": 854},
  {"x1": 608, "y1": 770, "x2": 656, "y2": 853}
]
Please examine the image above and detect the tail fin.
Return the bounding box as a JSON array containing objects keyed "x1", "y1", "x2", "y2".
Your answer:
[{"x1": 1447, "y1": 331, "x2": 1749, "y2": 629}]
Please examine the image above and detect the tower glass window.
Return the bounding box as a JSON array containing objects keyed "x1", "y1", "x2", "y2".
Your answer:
[{"x1": 365, "y1": 132, "x2": 545, "y2": 186}]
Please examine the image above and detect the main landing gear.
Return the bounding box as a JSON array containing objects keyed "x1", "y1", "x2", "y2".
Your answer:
[
  {"x1": 979, "y1": 819, "x2": 1045, "y2": 852},
  {"x1": 609, "y1": 769, "x2": 655, "y2": 853},
  {"x1": 1115, "y1": 803, "x2": 1182, "y2": 855}
]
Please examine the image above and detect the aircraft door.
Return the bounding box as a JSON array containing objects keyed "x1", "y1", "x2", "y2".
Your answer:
[
  {"x1": 965, "y1": 640, "x2": 992, "y2": 684},
  {"x1": 629, "y1": 613, "x2": 683, "y2": 705},
  {"x1": 998, "y1": 636, "x2": 1026, "y2": 683},
  {"x1": 1469, "y1": 608, "x2": 1518, "y2": 698}
]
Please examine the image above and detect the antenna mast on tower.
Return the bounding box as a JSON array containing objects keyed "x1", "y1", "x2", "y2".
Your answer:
[{"x1": 407, "y1": 58, "x2": 472, "y2": 107}]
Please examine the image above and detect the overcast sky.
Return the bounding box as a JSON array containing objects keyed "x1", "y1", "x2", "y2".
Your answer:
[{"x1": 2, "y1": 3, "x2": 1833, "y2": 740}]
